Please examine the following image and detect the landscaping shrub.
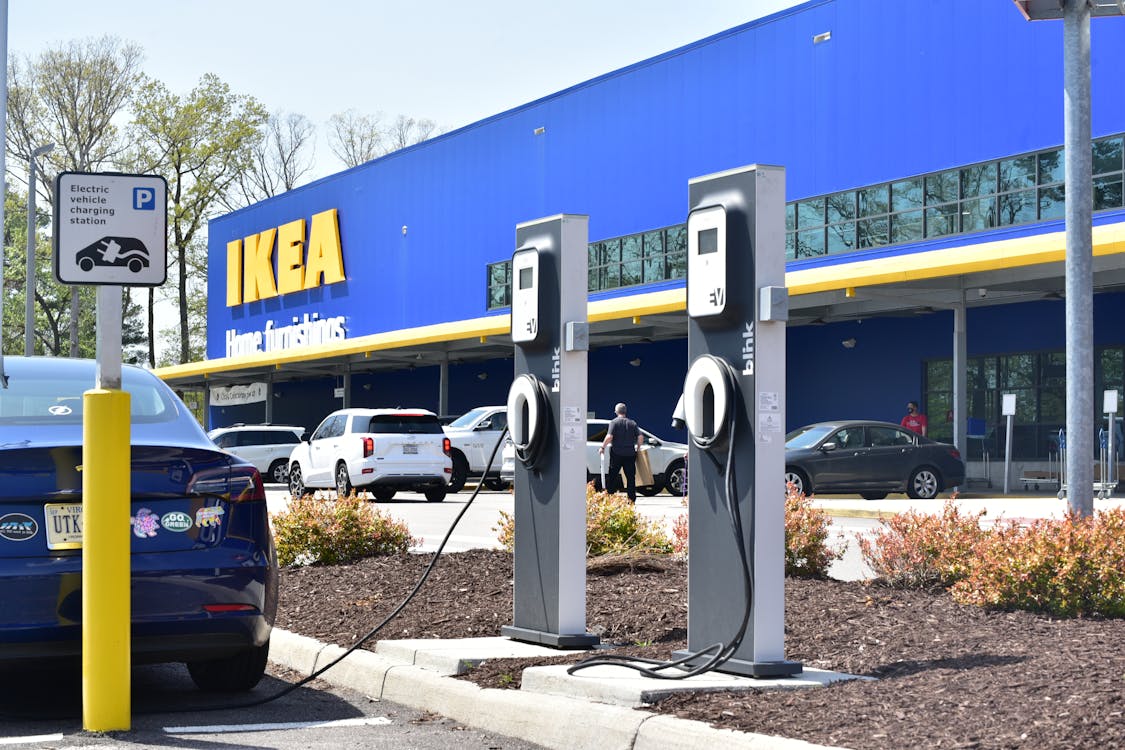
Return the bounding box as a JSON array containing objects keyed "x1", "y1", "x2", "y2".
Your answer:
[
  {"x1": 272, "y1": 493, "x2": 416, "y2": 566},
  {"x1": 857, "y1": 498, "x2": 986, "y2": 590},
  {"x1": 784, "y1": 482, "x2": 844, "y2": 578},
  {"x1": 495, "y1": 483, "x2": 673, "y2": 556},
  {"x1": 950, "y1": 508, "x2": 1125, "y2": 617}
]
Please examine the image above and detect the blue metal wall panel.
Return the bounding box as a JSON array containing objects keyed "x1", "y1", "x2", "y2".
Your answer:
[{"x1": 208, "y1": 0, "x2": 1125, "y2": 364}]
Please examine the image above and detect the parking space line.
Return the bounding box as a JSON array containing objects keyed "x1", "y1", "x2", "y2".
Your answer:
[
  {"x1": 0, "y1": 735, "x2": 65, "y2": 745},
  {"x1": 164, "y1": 717, "x2": 392, "y2": 734}
]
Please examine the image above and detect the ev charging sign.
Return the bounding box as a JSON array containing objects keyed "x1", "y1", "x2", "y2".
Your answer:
[{"x1": 53, "y1": 172, "x2": 168, "y2": 286}]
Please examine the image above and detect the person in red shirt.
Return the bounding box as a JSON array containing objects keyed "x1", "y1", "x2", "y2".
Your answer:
[{"x1": 901, "y1": 401, "x2": 928, "y2": 436}]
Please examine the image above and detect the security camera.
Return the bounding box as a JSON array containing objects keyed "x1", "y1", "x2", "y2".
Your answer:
[{"x1": 671, "y1": 393, "x2": 686, "y2": 430}]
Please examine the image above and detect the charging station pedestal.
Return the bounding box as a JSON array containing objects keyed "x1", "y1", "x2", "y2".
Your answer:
[
  {"x1": 502, "y1": 214, "x2": 599, "y2": 648},
  {"x1": 672, "y1": 165, "x2": 801, "y2": 678}
]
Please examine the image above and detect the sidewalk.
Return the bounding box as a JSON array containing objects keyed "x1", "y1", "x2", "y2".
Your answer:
[
  {"x1": 267, "y1": 630, "x2": 850, "y2": 750},
  {"x1": 810, "y1": 492, "x2": 1125, "y2": 521}
]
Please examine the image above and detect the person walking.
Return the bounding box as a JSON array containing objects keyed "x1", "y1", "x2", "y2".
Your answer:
[
  {"x1": 599, "y1": 403, "x2": 644, "y2": 501},
  {"x1": 901, "y1": 401, "x2": 928, "y2": 436}
]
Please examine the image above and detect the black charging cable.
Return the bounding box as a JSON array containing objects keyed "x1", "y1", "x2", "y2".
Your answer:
[
  {"x1": 567, "y1": 355, "x2": 755, "y2": 680},
  {"x1": 136, "y1": 427, "x2": 514, "y2": 715},
  {"x1": 511, "y1": 374, "x2": 550, "y2": 471}
]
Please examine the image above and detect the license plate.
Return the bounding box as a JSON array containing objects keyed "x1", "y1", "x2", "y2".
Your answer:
[
  {"x1": 403, "y1": 444, "x2": 418, "y2": 455},
  {"x1": 45, "y1": 503, "x2": 84, "y2": 550}
]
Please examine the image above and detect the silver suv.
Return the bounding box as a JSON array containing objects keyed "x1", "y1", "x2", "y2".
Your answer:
[{"x1": 208, "y1": 424, "x2": 305, "y2": 483}]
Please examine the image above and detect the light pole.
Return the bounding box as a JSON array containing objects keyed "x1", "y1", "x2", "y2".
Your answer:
[
  {"x1": 24, "y1": 143, "x2": 54, "y2": 356},
  {"x1": 1011, "y1": 0, "x2": 1125, "y2": 516}
]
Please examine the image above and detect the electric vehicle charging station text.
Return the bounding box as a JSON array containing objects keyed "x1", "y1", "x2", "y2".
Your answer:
[
  {"x1": 673, "y1": 165, "x2": 801, "y2": 678},
  {"x1": 502, "y1": 215, "x2": 599, "y2": 648}
]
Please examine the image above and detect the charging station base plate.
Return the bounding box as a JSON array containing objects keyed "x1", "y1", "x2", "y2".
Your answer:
[
  {"x1": 671, "y1": 651, "x2": 803, "y2": 678},
  {"x1": 502, "y1": 625, "x2": 600, "y2": 649}
]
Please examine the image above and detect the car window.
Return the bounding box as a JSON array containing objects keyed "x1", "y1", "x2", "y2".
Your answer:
[
  {"x1": 832, "y1": 428, "x2": 861, "y2": 450},
  {"x1": 0, "y1": 368, "x2": 177, "y2": 425},
  {"x1": 587, "y1": 424, "x2": 608, "y2": 443},
  {"x1": 868, "y1": 426, "x2": 914, "y2": 447},
  {"x1": 785, "y1": 424, "x2": 835, "y2": 449},
  {"x1": 267, "y1": 430, "x2": 301, "y2": 445},
  {"x1": 447, "y1": 408, "x2": 489, "y2": 429},
  {"x1": 310, "y1": 415, "x2": 337, "y2": 441},
  {"x1": 213, "y1": 432, "x2": 235, "y2": 448},
  {"x1": 363, "y1": 415, "x2": 443, "y2": 434}
]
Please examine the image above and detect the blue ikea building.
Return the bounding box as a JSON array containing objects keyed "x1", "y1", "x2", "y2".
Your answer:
[{"x1": 156, "y1": 0, "x2": 1125, "y2": 472}]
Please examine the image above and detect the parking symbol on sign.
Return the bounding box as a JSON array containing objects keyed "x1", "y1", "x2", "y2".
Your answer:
[{"x1": 133, "y1": 187, "x2": 156, "y2": 210}]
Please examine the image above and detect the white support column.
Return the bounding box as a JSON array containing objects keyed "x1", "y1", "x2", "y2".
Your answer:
[{"x1": 953, "y1": 300, "x2": 968, "y2": 459}]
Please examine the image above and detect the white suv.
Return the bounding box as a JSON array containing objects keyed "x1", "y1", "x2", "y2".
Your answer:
[
  {"x1": 287, "y1": 408, "x2": 452, "y2": 501},
  {"x1": 500, "y1": 418, "x2": 688, "y2": 496},
  {"x1": 208, "y1": 424, "x2": 306, "y2": 484},
  {"x1": 443, "y1": 406, "x2": 510, "y2": 492}
]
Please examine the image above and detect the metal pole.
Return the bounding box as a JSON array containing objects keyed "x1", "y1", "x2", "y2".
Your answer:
[
  {"x1": 953, "y1": 300, "x2": 967, "y2": 459},
  {"x1": 25, "y1": 144, "x2": 53, "y2": 356},
  {"x1": 1063, "y1": 0, "x2": 1094, "y2": 516},
  {"x1": 1004, "y1": 413, "x2": 1014, "y2": 494},
  {"x1": 0, "y1": 0, "x2": 8, "y2": 368}
]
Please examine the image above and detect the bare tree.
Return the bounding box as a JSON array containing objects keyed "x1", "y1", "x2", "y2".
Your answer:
[
  {"x1": 326, "y1": 109, "x2": 384, "y2": 168},
  {"x1": 224, "y1": 111, "x2": 316, "y2": 210},
  {"x1": 384, "y1": 114, "x2": 437, "y2": 152}
]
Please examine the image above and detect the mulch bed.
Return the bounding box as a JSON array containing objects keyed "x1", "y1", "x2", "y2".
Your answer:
[{"x1": 277, "y1": 549, "x2": 1125, "y2": 750}]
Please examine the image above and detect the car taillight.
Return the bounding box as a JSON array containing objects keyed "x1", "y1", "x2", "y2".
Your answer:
[
  {"x1": 443, "y1": 437, "x2": 451, "y2": 456},
  {"x1": 187, "y1": 464, "x2": 266, "y2": 502},
  {"x1": 363, "y1": 437, "x2": 375, "y2": 457},
  {"x1": 203, "y1": 603, "x2": 259, "y2": 614},
  {"x1": 948, "y1": 448, "x2": 962, "y2": 460}
]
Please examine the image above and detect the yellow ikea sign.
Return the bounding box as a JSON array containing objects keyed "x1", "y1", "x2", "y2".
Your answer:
[{"x1": 226, "y1": 208, "x2": 345, "y2": 306}]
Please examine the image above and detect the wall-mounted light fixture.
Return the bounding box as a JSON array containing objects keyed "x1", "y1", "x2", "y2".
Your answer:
[
  {"x1": 401, "y1": 225, "x2": 408, "y2": 236},
  {"x1": 628, "y1": 357, "x2": 642, "y2": 367},
  {"x1": 841, "y1": 338, "x2": 857, "y2": 349},
  {"x1": 362, "y1": 383, "x2": 373, "y2": 391},
  {"x1": 477, "y1": 372, "x2": 489, "y2": 381}
]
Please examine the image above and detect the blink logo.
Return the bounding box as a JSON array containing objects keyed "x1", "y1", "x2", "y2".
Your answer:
[
  {"x1": 551, "y1": 347, "x2": 561, "y2": 393},
  {"x1": 742, "y1": 322, "x2": 755, "y2": 376}
]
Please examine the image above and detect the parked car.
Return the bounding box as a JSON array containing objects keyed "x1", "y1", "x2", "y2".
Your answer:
[
  {"x1": 208, "y1": 423, "x2": 305, "y2": 484},
  {"x1": 288, "y1": 408, "x2": 452, "y2": 501},
  {"x1": 443, "y1": 406, "x2": 510, "y2": 492},
  {"x1": 784, "y1": 420, "x2": 965, "y2": 500},
  {"x1": 499, "y1": 418, "x2": 688, "y2": 497},
  {"x1": 0, "y1": 357, "x2": 277, "y2": 691}
]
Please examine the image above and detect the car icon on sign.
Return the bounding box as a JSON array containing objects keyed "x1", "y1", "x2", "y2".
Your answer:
[{"x1": 76, "y1": 237, "x2": 150, "y2": 274}]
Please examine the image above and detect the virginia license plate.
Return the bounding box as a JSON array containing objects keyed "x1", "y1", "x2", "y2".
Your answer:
[
  {"x1": 403, "y1": 444, "x2": 418, "y2": 455},
  {"x1": 45, "y1": 503, "x2": 84, "y2": 550}
]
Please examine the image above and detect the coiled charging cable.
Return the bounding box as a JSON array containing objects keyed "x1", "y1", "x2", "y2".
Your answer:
[
  {"x1": 509, "y1": 373, "x2": 551, "y2": 470},
  {"x1": 568, "y1": 354, "x2": 755, "y2": 679}
]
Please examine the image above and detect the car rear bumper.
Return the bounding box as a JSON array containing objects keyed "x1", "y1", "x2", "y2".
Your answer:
[{"x1": 359, "y1": 474, "x2": 448, "y2": 490}]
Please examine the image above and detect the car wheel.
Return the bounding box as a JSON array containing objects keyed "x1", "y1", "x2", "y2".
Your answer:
[
  {"x1": 907, "y1": 467, "x2": 941, "y2": 499},
  {"x1": 128, "y1": 258, "x2": 144, "y2": 273},
  {"x1": 483, "y1": 477, "x2": 510, "y2": 491},
  {"x1": 638, "y1": 484, "x2": 661, "y2": 497},
  {"x1": 664, "y1": 459, "x2": 687, "y2": 497},
  {"x1": 448, "y1": 451, "x2": 468, "y2": 493},
  {"x1": 784, "y1": 468, "x2": 810, "y2": 496},
  {"x1": 861, "y1": 492, "x2": 888, "y2": 501},
  {"x1": 335, "y1": 462, "x2": 353, "y2": 497},
  {"x1": 289, "y1": 464, "x2": 308, "y2": 497},
  {"x1": 187, "y1": 640, "x2": 269, "y2": 692},
  {"x1": 79, "y1": 257, "x2": 94, "y2": 272},
  {"x1": 268, "y1": 459, "x2": 289, "y2": 484},
  {"x1": 372, "y1": 488, "x2": 396, "y2": 502},
  {"x1": 424, "y1": 487, "x2": 447, "y2": 502}
]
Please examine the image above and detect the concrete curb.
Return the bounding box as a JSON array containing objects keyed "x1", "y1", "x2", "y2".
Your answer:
[{"x1": 268, "y1": 629, "x2": 847, "y2": 750}]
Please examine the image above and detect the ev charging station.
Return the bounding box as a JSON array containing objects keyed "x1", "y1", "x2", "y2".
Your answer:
[
  {"x1": 502, "y1": 214, "x2": 599, "y2": 648},
  {"x1": 673, "y1": 164, "x2": 801, "y2": 678}
]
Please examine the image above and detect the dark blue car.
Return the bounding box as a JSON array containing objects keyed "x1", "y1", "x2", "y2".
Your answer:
[{"x1": 0, "y1": 357, "x2": 277, "y2": 691}]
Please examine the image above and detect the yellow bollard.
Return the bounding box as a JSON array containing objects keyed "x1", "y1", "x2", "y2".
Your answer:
[{"x1": 82, "y1": 388, "x2": 131, "y2": 731}]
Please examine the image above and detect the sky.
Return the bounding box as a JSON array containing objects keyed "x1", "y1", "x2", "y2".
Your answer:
[{"x1": 9, "y1": 0, "x2": 803, "y2": 182}]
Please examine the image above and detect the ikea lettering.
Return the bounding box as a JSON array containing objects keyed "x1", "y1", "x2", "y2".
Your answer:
[{"x1": 226, "y1": 208, "x2": 345, "y2": 306}]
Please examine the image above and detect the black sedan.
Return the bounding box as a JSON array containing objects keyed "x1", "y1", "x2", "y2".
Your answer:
[{"x1": 784, "y1": 420, "x2": 965, "y2": 500}]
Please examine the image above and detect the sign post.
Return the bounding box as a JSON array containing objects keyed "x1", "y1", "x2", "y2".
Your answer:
[
  {"x1": 1002, "y1": 394, "x2": 1017, "y2": 494},
  {"x1": 54, "y1": 172, "x2": 167, "y2": 732}
]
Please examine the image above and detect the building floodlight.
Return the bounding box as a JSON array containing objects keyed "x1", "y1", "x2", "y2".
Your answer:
[{"x1": 1012, "y1": 0, "x2": 1125, "y2": 20}]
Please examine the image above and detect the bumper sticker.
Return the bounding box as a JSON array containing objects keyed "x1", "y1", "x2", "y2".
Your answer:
[
  {"x1": 0, "y1": 513, "x2": 38, "y2": 542},
  {"x1": 161, "y1": 511, "x2": 193, "y2": 532},
  {"x1": 131, "y1": 507, "x2": 161, "y2": 538},
  {"x1": 196, "y1": 506, "x2": 225, "y2": 528}
]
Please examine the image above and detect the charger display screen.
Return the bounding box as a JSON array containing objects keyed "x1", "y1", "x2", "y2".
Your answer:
[
  {"x1": 519, "y1": 266, "x2": 534, "y2": 290},
  {"x1": 697, "y1": 228, "x2": 718, "y2": 255}
]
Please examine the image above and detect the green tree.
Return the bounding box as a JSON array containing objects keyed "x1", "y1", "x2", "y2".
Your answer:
[
  {"x1": 6, "y1": 35, "x2": 144, "y2": 357},
  {"x1": 127, "y1": 74, "x2": 268, "y2": 366}
]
